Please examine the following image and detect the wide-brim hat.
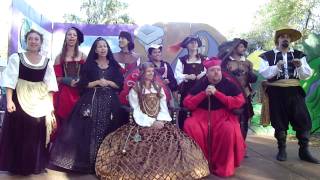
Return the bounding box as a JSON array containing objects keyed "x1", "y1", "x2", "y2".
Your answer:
[
  {"x1": 70, "y1": 26, "x2": 84, "y2": 45},
  {"x1": 232, "y1": 38, "x2": 248, "y2": 48},
  {"x1": 180, "y1": 35, "x2": 202, "y2": 48},
  {"x1": 217, "y1": 38, "x2": 248, "y2": 61},
  {"x1": 274, "y1": 28, "x2": 302, "y2": 43}
]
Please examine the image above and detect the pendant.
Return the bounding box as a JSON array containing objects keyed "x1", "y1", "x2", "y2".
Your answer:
[
  {"x1": 133, "y1": 131, "x2": 142, "y2": 142},
  {"x1": 192, "y1": 64, "x2": 196, "y2": 68}
]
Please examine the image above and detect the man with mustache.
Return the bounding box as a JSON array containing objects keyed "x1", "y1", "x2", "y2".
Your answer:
[{"x1": 259, "y1": 28, "x2": 319, "y2": 164}]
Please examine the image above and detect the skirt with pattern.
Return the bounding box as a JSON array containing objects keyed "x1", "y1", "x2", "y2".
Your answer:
[
  {"x1": 95, "y1": 123, "x2": 209, "y2": 179},
  {"x1": 50, "y1": 87, "x2": 122, "y2": 173}
]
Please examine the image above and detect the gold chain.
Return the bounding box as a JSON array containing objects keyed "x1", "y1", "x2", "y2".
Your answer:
[{"x1": 141, "y1": 94, "x2": 160, "y2": 117}]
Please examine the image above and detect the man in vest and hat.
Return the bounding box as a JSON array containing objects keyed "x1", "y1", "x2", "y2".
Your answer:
[
  {"x1": 218, "y1": 38, "x2": 258, "y2": 142},
  {"x1": 259, "y1": 28, "x2": 319, "y2": 164}
]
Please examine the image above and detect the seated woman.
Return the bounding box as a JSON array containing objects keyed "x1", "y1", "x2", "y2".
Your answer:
[
  {"x1": 95, "y1": 62, "x2": 209, "y2": 180},
  {"x1": 50, "y1": 37, "x2": 124, "y2": 173}
]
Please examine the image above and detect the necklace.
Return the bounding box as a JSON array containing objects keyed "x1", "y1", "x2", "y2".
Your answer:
[
  {"x1": 141, "y1": 92, "x2": 160, "y2": 118},
  {"x1": 96, "y1": 60, "x2": 109, "y2": 69}
]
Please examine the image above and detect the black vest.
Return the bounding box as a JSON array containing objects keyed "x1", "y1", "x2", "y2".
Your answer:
[
  {"x1": 179, "y1": 54, "x2": 206, "y2": 75},
  {"x1": 260, "y1": 49, "x2": 305, "y2": 82},
  {"x1": 18, "y1": 53, "x2": 49, "y2": 82}
]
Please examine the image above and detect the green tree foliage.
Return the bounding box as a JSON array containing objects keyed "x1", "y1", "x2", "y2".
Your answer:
[
  {"x1": 297, "y1": 33, "x2": 320, "y2": 61},
  {"x1": 63, "y1": 0, "x2": 134, "y2": 24},
  {"x1": 243, "y1": 0, "x2": 320, "y2": 51}
]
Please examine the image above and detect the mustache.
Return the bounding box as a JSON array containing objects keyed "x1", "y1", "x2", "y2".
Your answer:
[{"x1": 281, "y1": 40, "x2": 289, "y2": 48}]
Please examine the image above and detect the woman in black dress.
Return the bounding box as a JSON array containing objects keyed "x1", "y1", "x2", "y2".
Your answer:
[
  {"x1": 50, "y1": 37, "x2": 124, "y2": 173},
  {"x1": 0, "y1": 29, "x2": 58, "y2": 175}
]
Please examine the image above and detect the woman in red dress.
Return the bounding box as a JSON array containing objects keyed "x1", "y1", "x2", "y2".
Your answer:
[{"x1": 53, "y1": 27, "x2": 87, "y2": 127}]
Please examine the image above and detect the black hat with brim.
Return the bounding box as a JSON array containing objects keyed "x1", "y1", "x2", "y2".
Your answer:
[{"x1": 180, "y1": 35, "x2": 202, "y2": 48}]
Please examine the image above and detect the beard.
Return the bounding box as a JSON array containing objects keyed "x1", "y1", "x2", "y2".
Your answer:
[
  {"x1": 237, "y1": 51, "x2": 245, "y2": 56},
  {"x1": 281, "y1": 40, "x2": 289, "y2": 48}
]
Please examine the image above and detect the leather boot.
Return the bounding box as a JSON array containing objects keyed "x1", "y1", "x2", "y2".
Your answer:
[
  {"x1": 275, "y1": 131, "x2": 287, "y2": 161},
  {"x1": 296, "y1": 131, "x2": 320, "y2": 164}
]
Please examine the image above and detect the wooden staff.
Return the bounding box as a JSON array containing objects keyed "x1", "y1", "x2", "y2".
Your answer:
[{"x1": 207, "y1": 94, "x2": 213, "y2": 170}]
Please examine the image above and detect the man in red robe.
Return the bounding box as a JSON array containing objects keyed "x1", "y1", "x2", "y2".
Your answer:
[{"x1": 183, "y1": 57, "x2": 246, "y2": 177}]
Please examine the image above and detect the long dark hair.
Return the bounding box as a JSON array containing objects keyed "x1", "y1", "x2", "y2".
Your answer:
[
  {"x1": 119, "y1": 31, "x2": 135, "y2": 51},
  {"x1": 60, "y1": 27, "x2": 81, "y2": 63},
  {"x1": 134, "y1": 62, "x2": 162, "y2": 107},
  {"x1": 86, "y1": 37, "x2": 121, "y2": 69}
]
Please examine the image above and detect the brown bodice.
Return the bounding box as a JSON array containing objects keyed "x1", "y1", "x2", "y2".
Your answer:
[
  {"x1": 139, "y1": 93, "x2": 160, "y2": 118},
  {"x1": 226, "y1": 60, "x2": 252, "y2": 96},
  {"x1": 63, "y1": 61, "x2": 82, "y2": 79}
]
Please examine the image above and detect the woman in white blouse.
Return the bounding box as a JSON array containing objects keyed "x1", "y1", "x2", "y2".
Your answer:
[
  {"x1": 95, "y1": 62, "x2": 209, "y2": 180},
  {"x1": 0, "y1": 29, "x2": 58, "y2": 175},
  {"x1": 174, "y1": 35, "x2": 208, "y2": 128}
]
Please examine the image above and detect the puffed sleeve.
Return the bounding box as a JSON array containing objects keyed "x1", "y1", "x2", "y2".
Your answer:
[
  {"x1": 259, "y1": 57, "x2": 280, "y2": 79},
  {"x1": 197, "y1": 68, "x2": 207, "y2": 79},
  {"x1": 136, "y1": 57, "x2": 141, "y2": 66},
  {"x1": 295, "y1": 56, "x2": 313, "y2": 80},
  {"x1": 129, "y1": 88, "x2": 156, "y2": 127},
  {"x1": 0, "y1": 53, "x2": 20, "y2": 89},
  {"x1": 197, "y1": 57, "x2": 208, "y2": 79},
  {"x1": 174, "y1": 58, "x2": 186, "y2": 85},
  {"x1": 43, "y1": 58, "x2": 58, "y2": 92},
  {"x1": 156, "y1": 88, "x2": 172, "y2": 122}
]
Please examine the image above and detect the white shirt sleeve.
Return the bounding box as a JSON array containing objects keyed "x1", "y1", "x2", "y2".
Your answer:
[
  {"x1": 200, "y1": 57, "x2": 209, "y2": 78},
  {"x1": 259, "y1": 57, "x2": 281, "y2": 79},
  {"x1": 174, "y1": 58, "x2": 186, "y2": 85},
  {"x1": 44, "y1": 59, "x2": 58, "y2": 92},
  {"x1": 136, "y1": 57, "x2": 141, "y2": 66},
  {"x1": 295, "y1": 56, "x2": 313, "y2": 80},
  {"x1": 156, "y1": 88, "x2": 172, "y2": 122},
  {"x1": 129, "y1": 88, "x2": 156, "y2": 127},
  {"x1": 198, "y1": 68, "x2": 207, "y2": 79},
  {"x1": 0, "y1": 53, "x2": 19, "y2": 89}
]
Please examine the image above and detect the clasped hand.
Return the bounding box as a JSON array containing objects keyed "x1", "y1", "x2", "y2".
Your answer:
[
  {"x1": 99, "y1": 78, "x2": 110, "y2": 87},
  {"x1": 205, "y1": 85, "x2": 216, "y2": 96}
]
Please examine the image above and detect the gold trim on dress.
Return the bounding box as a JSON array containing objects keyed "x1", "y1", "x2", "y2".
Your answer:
[{"x1": 140, "y1": 93, "x2": 160, "y2": 118}]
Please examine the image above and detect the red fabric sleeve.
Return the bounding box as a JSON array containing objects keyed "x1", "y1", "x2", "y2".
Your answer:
[
  {"x1": 214, "y1": 90, "x2": 245, "y2": 110},
  {"x1": 54, "y1": 64, "x2": 63, "y2": 77},
  {"x1": 183, "y1": 91, "x2": 207, "y2": 110}
]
